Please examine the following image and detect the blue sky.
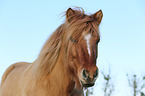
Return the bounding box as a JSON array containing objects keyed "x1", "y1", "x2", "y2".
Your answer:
[{"x1": 0, "y1": 0, "x2": 145, "y2": 95}]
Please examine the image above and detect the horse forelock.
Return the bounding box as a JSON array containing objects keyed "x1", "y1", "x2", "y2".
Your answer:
[{"x1": 65, "y1": 8, "x2": 100, "y2": 42}]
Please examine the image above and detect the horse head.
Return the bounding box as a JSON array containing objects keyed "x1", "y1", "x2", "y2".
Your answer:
[{"x1": 65, "y1": 8, "x2": 103, "y2": 87}]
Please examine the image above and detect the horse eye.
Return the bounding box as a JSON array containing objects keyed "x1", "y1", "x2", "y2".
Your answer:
[
  {"x1": 70, "y1": 37, "x2": 77, "y2": 43},
  {"x1": 96, "y1": 39, "x2": 100, "y2": 44}
]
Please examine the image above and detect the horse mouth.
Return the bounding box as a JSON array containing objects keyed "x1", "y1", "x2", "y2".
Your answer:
[
  {"x1": 82, "y1": 83, "x2": 94, "y2": 87},
  {"x1": 80, "y1": 81, "x2": 94, "y2": 87}
]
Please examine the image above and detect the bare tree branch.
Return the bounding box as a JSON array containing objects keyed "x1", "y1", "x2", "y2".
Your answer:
[
  {"x1": 102, "y1": 68, "x2": 114, "y2": 96},
  {"x1": 127, "y1": 74, "x2": 145, "y2": 96}
]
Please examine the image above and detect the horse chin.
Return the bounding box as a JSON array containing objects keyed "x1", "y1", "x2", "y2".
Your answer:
[{"x1": 80, "y1": 81, "x2": 95, "y2": 88}]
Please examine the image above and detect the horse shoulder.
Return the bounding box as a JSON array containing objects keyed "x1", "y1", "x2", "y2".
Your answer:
[
  {"x1": 1, "y1": 64, "x2": 15, "y2": 86},
  {"x1": 1, "y1": 62, "x2": 30, "y2": 86}
]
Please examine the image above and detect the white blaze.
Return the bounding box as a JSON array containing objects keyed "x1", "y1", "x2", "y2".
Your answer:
[{"x1": 84, "y1": 34, "x2": 91, "y2": 56}]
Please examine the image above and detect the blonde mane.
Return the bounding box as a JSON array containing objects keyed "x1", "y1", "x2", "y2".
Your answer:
[
  {"x1": 32, "y1": 24, "x2": 65, "y2": 78},
  {"x1": 32, "y1": 8, "x2": 100, "y2": 78}
]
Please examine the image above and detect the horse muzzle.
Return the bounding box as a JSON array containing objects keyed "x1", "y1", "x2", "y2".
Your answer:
[{"x1": 80, "y1": 68, "x2": 99, "y2": 87}]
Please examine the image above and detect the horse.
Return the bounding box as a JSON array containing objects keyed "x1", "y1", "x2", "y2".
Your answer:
[{"x1": 0, "y1": 7, "x2": 103, "y2": 96}]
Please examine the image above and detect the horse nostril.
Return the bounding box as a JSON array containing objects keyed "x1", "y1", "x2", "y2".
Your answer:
[
  {"x1": 94, "y1": 69, "x2": 98, "y2": 78},
  {"x1": 82, "y1": 69, "x2": 87, "y2": 79}
]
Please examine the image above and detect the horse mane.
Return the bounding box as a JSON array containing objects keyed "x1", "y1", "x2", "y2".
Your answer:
[
  {"x1": 32, "y1": 24, "x2": 65, "y2": 78},
  {"x1": 32, "y1": 7, "x2": 100, "y2": 78}
]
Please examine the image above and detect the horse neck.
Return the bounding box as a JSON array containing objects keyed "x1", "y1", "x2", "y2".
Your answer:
[
  {"x1": 47, "y1": 48, "x2": 76, "y2": 94},
  {"x1": 51, "y1": 45, "x2": 83, "y2": 94}
]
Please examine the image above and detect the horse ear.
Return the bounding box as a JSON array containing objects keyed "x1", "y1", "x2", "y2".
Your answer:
[
  {"x1": 66, "y1": 8, "x2": 75, "y2": 22},
  {"x1": 93, "y1": 10, "x2": 103, "y2": 25}
]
